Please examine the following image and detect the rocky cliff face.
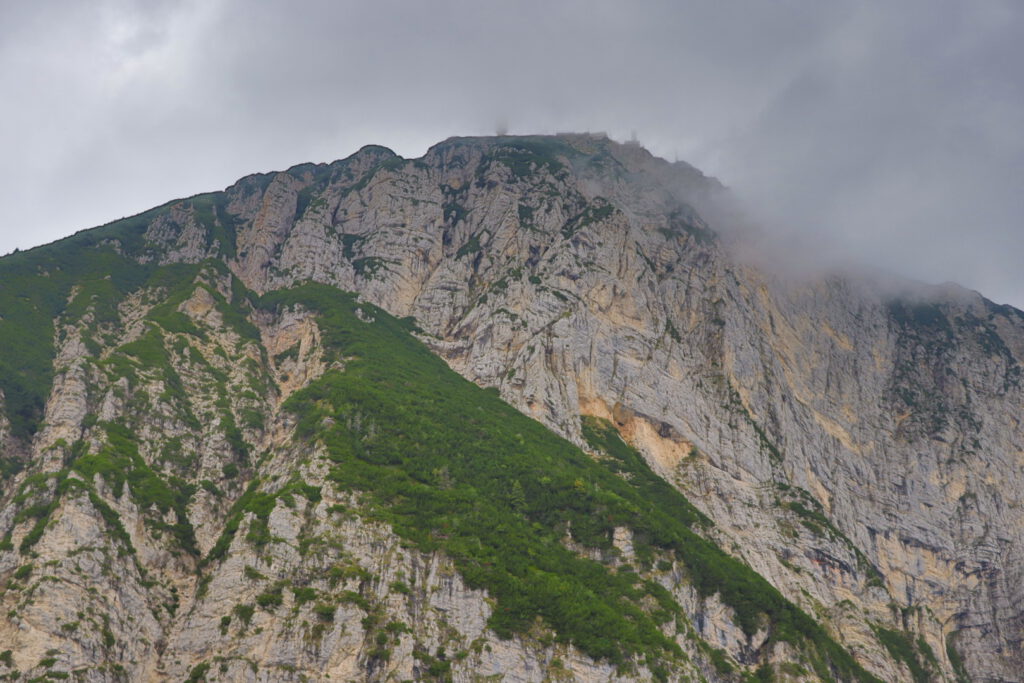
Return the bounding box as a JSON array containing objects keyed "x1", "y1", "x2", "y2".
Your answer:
[{"x1": 0, "y1": 134, "x2": 1021, "y2": 682}]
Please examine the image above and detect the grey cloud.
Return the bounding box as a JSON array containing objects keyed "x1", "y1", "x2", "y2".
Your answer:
[{"x1": 1, "y1": 0, "x2": 1021, "y2": 307}]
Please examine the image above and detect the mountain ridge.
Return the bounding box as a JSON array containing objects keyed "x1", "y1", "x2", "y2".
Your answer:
[{"x1": 0, "y1": 133, "x2": 1021, "y2": 681}]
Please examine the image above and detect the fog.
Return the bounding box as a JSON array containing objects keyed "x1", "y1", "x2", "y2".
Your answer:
[{"x1": 2, "y1": 0, "x2": 1021, "y2": 306}]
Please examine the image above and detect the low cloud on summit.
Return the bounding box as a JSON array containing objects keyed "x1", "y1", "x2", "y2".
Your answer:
[{"x1": 2, "y1": 0, "x2": 1022, "y2": 306}]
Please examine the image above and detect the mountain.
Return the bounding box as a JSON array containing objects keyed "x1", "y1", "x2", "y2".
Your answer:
[{"x1": 0, "y1": 133, "x2": 1021, "y2": 682}]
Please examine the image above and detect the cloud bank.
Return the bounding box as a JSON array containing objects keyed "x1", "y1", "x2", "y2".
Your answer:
[{"x1": 2, "y1": 0, "x2": 1021, "y2": 306}]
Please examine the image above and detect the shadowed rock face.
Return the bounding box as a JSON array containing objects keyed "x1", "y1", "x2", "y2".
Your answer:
[{"x1": 0, "y1": 133, "x2": 1021, "y2": 681}]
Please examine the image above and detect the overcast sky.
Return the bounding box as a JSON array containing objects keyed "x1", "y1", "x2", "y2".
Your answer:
[{"x1": 2, "y1": 0, "x2": 1022, "y2": 307}]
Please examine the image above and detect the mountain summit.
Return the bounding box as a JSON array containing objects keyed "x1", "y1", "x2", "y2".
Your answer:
[{"x1": 0, "y1": 134, "x2": 1021, "y2": 681}]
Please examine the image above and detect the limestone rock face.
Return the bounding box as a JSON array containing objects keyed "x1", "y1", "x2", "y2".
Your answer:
[{"x1": 1, "y1": 134, "x2": 1021, "y2": 682}]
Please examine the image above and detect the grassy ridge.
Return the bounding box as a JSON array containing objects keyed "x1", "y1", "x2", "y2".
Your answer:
[
  {"x1": 0, "y1": 204, "x2": 181, "y2": 443},
  {"x1": 0, "y1": 194, "x2": 247, "y2": 445}
]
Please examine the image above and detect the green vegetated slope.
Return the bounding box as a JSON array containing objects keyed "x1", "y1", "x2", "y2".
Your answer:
[
  {"x1": 2, "y1": 254, "x2": 268, "y2": 564},
  {"x1": 0, "y1": 227, "x2": 151, "y2": 445},
  {"x1": 256, "y1": 283, "x2": 880, "y2": 681},
  {"x1": 0, "y1": 197, "x2": 239, "y2": 449}
]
